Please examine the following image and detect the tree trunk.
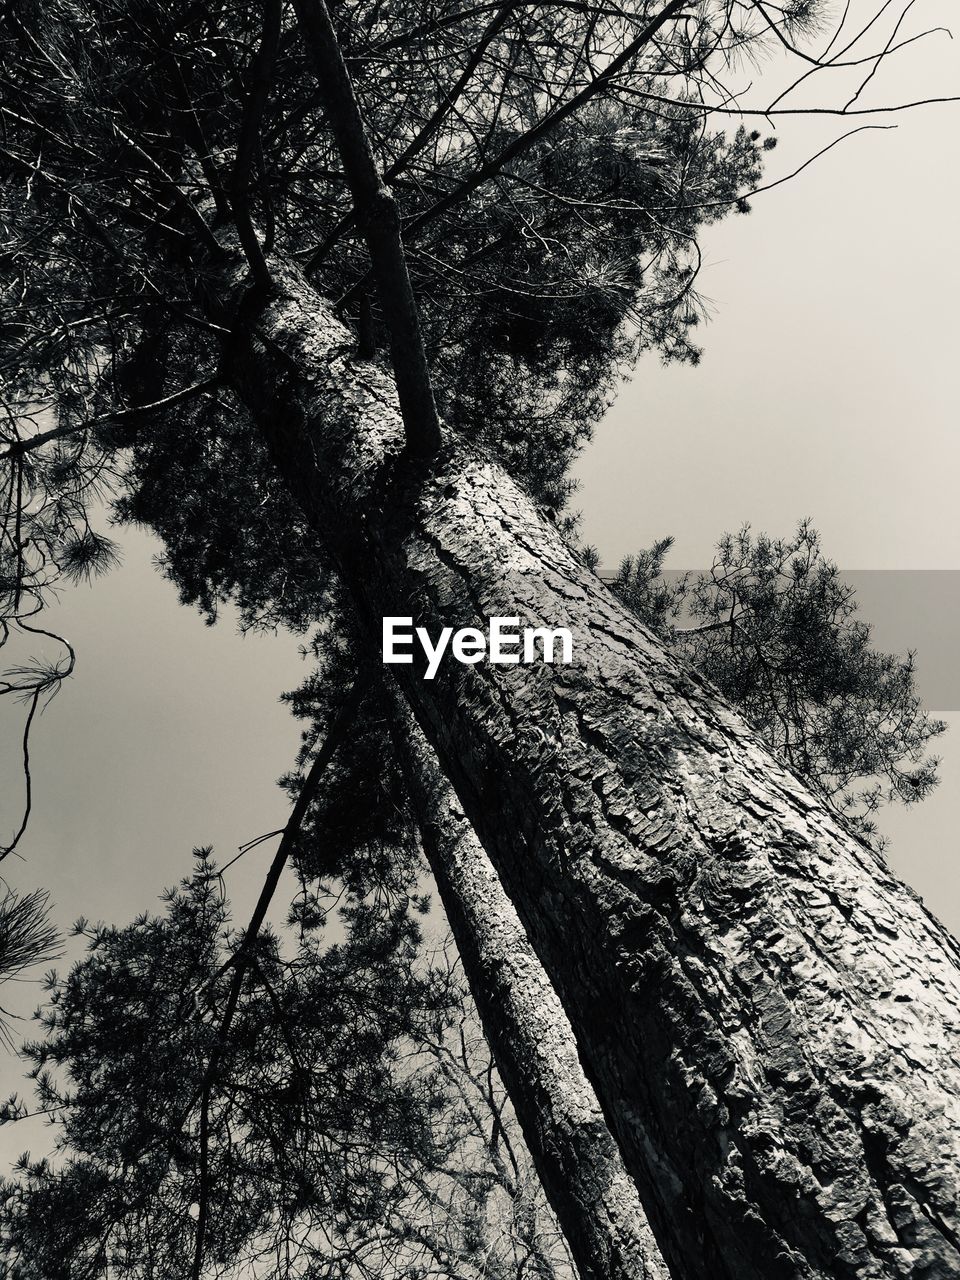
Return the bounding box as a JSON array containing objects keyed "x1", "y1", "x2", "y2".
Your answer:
[
  {"x1": 218, "y1": 252, "x2": 960, "y2": 1280},
  {"x1": 394, "y1": 703, "x2": 671, "y2": 1280}
]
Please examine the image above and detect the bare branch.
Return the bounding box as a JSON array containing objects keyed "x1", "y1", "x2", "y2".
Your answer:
[
  {"x1": 0, "y1": 377, "x2": 220, "y2": 462},
  {"x1": 191, "y1": 679, "x2": 363, "y2": 1280}
]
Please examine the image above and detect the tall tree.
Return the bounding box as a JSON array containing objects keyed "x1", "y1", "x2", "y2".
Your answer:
[
  {"x1": 214, "y1": 253, "x2": 960, "y2": 1280},
  {"x1": 1, "y1": 0, "x2": 958, "y2": 1277}
]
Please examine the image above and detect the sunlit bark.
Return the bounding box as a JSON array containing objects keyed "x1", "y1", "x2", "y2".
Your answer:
[{"x1": 397, "y1": 708, "x2": 670, "y2": 1280}]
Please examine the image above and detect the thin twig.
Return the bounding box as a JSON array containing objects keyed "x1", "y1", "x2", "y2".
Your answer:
[
  {"x1": 0, "y1": 377, "x2": 220, "y2": 461},
  {"x1": 191, "y1": 679, "x2": 363, "y2": 1280}
]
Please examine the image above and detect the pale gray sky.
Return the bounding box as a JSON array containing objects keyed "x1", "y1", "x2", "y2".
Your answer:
[
  {"x1": 0, "y1": 3, "x2": 957, "y2": 1168},
  {"x1": 571, "y1": 8, "x2": 960, "y2": 934}
]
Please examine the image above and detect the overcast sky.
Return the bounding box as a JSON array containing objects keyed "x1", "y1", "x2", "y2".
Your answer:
[
  {"x1": 571, "y1": 6, "x2": 960, "y2": 935},
  {"x1": 0, "y1": 3, "x2": 957, "y2": 1168}
]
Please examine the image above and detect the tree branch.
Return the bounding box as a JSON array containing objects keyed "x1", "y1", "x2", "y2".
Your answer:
[
  {"x1": 229, "y1": 0, "x2": 283, "y2": 292},
  {"x1": 191, "y1": 678, "x2": 363, "y2": 1280},
  {"x1": 336, "y1": 0, "x2": 689, "y2": 310},
  {"x1": 291, "y1": 0, "x2": 443, "y2": 457},
  {"x1": 401, "y1": 0, "x2": 687, "y2": 235},
  {"x1": 302, "y1": 2, "x2": 515, "y2": 275},
  {"x1": 0, "y1": 377, "x2": 220, "y2": 462}
]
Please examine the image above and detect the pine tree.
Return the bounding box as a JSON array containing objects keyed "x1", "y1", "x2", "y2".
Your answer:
[{"x1": 2, "y1": 1, "x2": 958, "y2": 1276}]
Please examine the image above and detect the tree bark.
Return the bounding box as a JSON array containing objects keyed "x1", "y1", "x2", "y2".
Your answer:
[
  {"x1": 394, "y1": 704, "x2": 671, "y2": 1280},
  {"x1": 218, "y1": 251, "x2": 960, "y2": 1280}
]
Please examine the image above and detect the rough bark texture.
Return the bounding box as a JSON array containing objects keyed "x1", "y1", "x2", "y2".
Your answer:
[
  {"x1": 396, "y1": 707, "x2": 670, "y2": 1280},
  {"x1": 217, "y1": 252, "x2": 960, "y2": 1280}
]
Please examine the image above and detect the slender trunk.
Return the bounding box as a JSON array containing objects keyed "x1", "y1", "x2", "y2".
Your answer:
[
  {"x1": 290, "y1": 0, "x2": 441, "y2": 457},
  {"x1": 218, "y1": 251, "x2": 960, "y2": 1280},
  {"x1": 394, "y1": 703, "x2": 670, "y2": 1280}
]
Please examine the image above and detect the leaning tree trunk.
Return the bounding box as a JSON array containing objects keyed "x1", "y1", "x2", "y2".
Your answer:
[
  {"x1": 393, "y1": 702, "x2": 670, "y2": 1280},
  {"x1": 215, "y1": 251, "x2": 960, "y2": 1280}
]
